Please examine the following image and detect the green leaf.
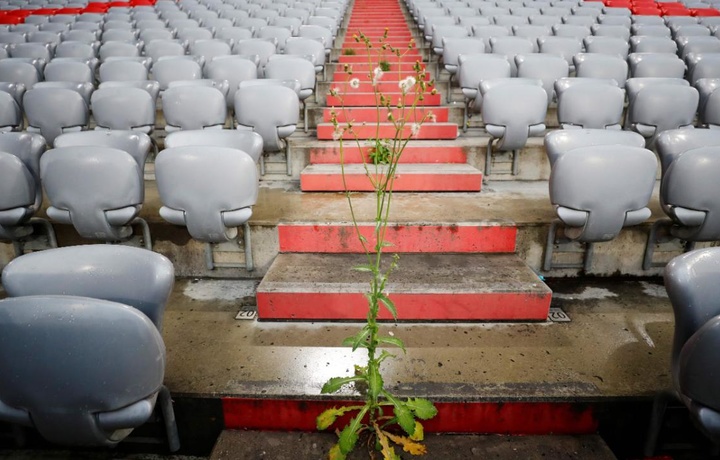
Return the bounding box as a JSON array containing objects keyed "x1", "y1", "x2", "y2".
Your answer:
[
  {"x1": 321, "y1": 376, "x2": 365, "y2": 394},
  {"x1": 392, "y1": 401, "x2": 416, "y2": 436},
  {"x1": 338, "y1": 406, "x2": 368, "y2": 454},
  {"x1": 369, "y1": 365, "x2": 384, "y2": 402},
  {"x1": 376, "y1": 349, "x2": 396, "y2": 364},
  {"x1": 405, "y1": 398, "x2": 438, "y2": 420},
  {"x1": 378, "y1": 336, "x2": 406, "y2": 352},
  {"x1": 353, "y1": 264, "x2": 374, "y2": 272},
  {"x1": 342, "y1": 325, "x2": 371, "y2": 351},
  {"x1": 316, "y1": 406, "x2": 363, "y2": 430},
  {"x1": 379, "y1": 293, "x2": 398, "y2": 319}
]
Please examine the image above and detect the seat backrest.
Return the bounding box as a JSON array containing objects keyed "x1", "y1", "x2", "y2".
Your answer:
[
  {"x1": 590, "y1": 23, "x2": 631, "y2": 41},
  {"x1": 265, "y1": 55, "x2": 315, "y2": 98},
  {"x1": 54, "y1": 130, "x2": 152, "y2": 172},
  {"x1": 284, "y1": 37, "x2": 326, "y2": 69},
  {"x1": 190, "y1": 39, "x2": 232, "y2": 62},
  {"x1": 0, "y1": 152, "x2": 36, "y2": 239},
  {"x1": 512, "y1": 24, "x2": 551, "y2": 51},
  {"x1": 44, "y1": 60, "x2": 93, "y2": 83},
  {"x1": 551, "y1": 23, "x2": 590, "y2": 39},
  {"x1": 537, "y1": 36, "x2": 583, "y2": 66},
  {"x1": 696, "y1": 78, "x2": 720, "y2": 127},
  {"x1": 686, "y1": 53, "x2": 720, "y2": 85},
  {"x1": 555, "y1": 78, "x2": 625, "y2": 129},
  {"x1": 0, "y1": 295, "x2": 164, "y2": 446},
  {"x1": 152, "y1": 57, "x2": 202, "y2": 90},
  {"x1": 583, "y1": 36, "x2": 630, "y2": 58},
  {"x1": 257, "y1": 25, "x2": 293, "y2": 51},
  {"x1": 232, "y1": 38, "x2": 277, "y2": 72},
  {"x1": 91, "y1": 86, "x2": 155, "y2": 132},
  {"x1": 99, "y1": 40, "x2": 141, "y2": 61},
  {"x1": 0, "y1": 91, "x2": 22, "y2": 131},
  {"x1": 628, "y1": 52, "x2": 686, "y2": 78},
  {"x1": 630, "y1": 35, "x2": 678, "y2": 54},
  {"x1": 98, "y1": 80, "x2": 160, "y2": 105},
  {"x1": 215, "y1": 26, "x2": 254, "y2": 44},
  {"x1": 40, "y1": 146, "x2": 144, "y2": 240},
  {"x1": 489, "y1": 36, "x2": 534, "y2": 75},
  {"x1": 2, "y1": 245, "x2": 173, "y2": 330},
  {"x1": 164, "y1": 129, "x2": 263, "y2": 163},
  {"x1": 549, "y1": 145, "x2": 657, "y2": 241},
  {"x1": 662, "y1": 146, "x2": 720, "y2": 242},
  {"x1": 574, "y1": 52, "x2": 629, "y2": 86},
  {"x1": 665, "y1": 247, "x2": 720, "y2": 392},
  {"x1": 678, "y1": 36, "x2": 720, "y2": 59},
  {"x1": 144, "y1": 39, "x2": 186, "y2": 62},
  {"x1": 544, "y1": 128, "x2": 646, "y2": 167},
  {"x1": 458, "y1": 53, "x2": 512, "y2": 99},
  {"x1": 155, "y1": 146, "x2": 258, "y2": 242},
  {"x1": 480, "y1": 79, "x2": 547, "y2": 151},
  {"x1": 161, "y1": 85, "x2": 227, "y2": 131},
  {"x1": 98, "y1": 59, "x2": 149, "y2": 83},
  {"x1": 656, "y1": 128, "x2": 720, "y2": 176},
  {"x1": 234, "y1": 82, "x2": 299, "y2": 151},
  {"x1": 204, "y1": 55, "x2": 258, "y2": 107},
  {"x1": 0, "y1": 60, "x2": 40, "y2": 89},
  {"x1": 9, "y1": 42, "x2": 52, "y2": 62},
  {"x1": 626, "y1": 80, "x2": 699, "y2": 143},
  {"x1": 515, "y1": 53, "x2": 568, "y2": 105},
  {"x1": 431, "y1": 24, "x2": 470, "y2": 53},
  {"x1": 442, "y1": 37, "x2": 485, "y2": 72},
  {"x1": 23, "y1": 87, "x2": 89, "y2": 145}
]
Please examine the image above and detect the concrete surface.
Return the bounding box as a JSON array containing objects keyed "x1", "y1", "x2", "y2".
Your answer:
[{"x1": 210, "y1": 431, "x2": 617, "y2": 460}]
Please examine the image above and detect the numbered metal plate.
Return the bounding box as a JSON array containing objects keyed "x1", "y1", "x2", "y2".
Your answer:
[
  {"x1": 235, "y1": 305, "x2": 258, "y2": 321},
  {"x1": 548, "y1": 307, "x2": 571, "y2": 322}
]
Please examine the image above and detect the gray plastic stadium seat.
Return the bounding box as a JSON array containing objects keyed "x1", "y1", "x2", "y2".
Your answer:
[
  {"x1": 630, "y1": 36, "x2": 678, "y2": 54},
  {"x1": 0, "y1": 82, "x2": 25, "y2": 107},
  {"x1": 583, "y1": 36, "x2": 629, "y2": 58},
  {"x1": 8, "y1": 43, "x2": 52, "y2": 62},
  {"x1": 574, "y1": 53, "x2": 628, "y2": 86},
  {"x1": 512, "y1": 24, "x2": 552, "y2": 51},
  {"x1": 164, "y1": 129, "x2": 263, "y2": 163},
  {"x1": 31, "y1": 81, "x2": 94, "y2": 106},
  {"x1": 23, "y1": 87, "x2": 89, "y2": 145},
  {"x1": 99, "y1": 59, "x2": 149, "y2": 82},
  {"x1": 686, "y1": 53, "x2": 720, "y2": 85},
  {"x1": 678, "y1": 36, "x2": 720, "y2": 59},
  {"x1": 265, "y1": 55, "x2": 315, "y2": 132},
  {"x1": 155, "y1": 146, "x2": 258, "y2": 269},
  {"x1": 480, "y1": 78, "x2": 547, "y2": 175},
  {"x1": 537, "y1": 36, "x2": 583, "y2": 68},
  {"x1": 101, "y1": 29, "x2": 139, "y2": 43},
  {"x1": 472, "y1": 25, "x2": 511, "y2": 49},
  {"x1": 489, "y1": 36, "x2": 534, "y2": 75},
  {"x1": 515, "y1": 54, "x2": 568, "y2": 106},
  {"x1": 152, "y1": 57, "x2": 202, "y2": 90},
  {"x1": 0, "y1": 295, "x2": 178, "y2": 450},
  {"x1": 204, "y1": 55, "x2": 258, "y2": 109},
  {"x1": 176, "y1": 28, "x2": 214, "y2": 45},
  {"x1": 190, "y1": 39, "x2": 232, "y2": 62},
  {"x1": 0, "y1": 60, "x2": 40, "y2": 89},
  {"x1": 0, "y1": 91, "x2": 22, "y2": 131},
  {"x1": 98, "y1": 80, "x2": 161, "y2": 105},
  {"x1": 40, "y1": 146, "x2": 150, "y2": 247},
  {"x1": 232, "y1": 38, "x2": 276, "y2": 75},
  {"x1": 645, "y1": 248, "x2": 720, "y2": 455},
  {"x1": 458, "y1": 54, "x2": 512, "y2": 129},
  {"x1": 139, "y1": 28, "x2": 175, "y2": 44},
  {"x1": 628, "y1": 52, "x2": 686, "y2": 78},
  {"x1": 256, "y1": 26, "x2": 292, "y2": 52},
  {"x1": 44, "y1": 60, "x2": 93, "y2": 83},
  {"x1": 144, "y1": 39, "x2": 186, "y2": 62},
  {"x1": 632, "y1": 24, "x2": 672, "y2": 37},
  {"x1": 551, "y1": 24, "x2": 591, "y2": 39},
  {"x1": 99, "y1": 40, "x2": 141, "y2": 62},
  {"x1": 215, "y1": 26, "x2": 254, "y2": 45},
  {"x1": 696, "y1": 78, "x2": 720, "y2": 128},
  {"x1": 234, "y1": 81, "x2": 298, "y2": 176},
  {"x1": 2, "y1": 244, "x2": 173, "y2": 330},
  {"x1": 625, "y1": 78, "x2": 699, "y2": 147},
  {"x1": 545, "y1": 145, "x2": 657, "y2": 271},
  {"x1": 0, "y1": 132, "x2": 56, "y2": 251},
  {"x1": 555, "y1": 78, "x2": 625, "y2": 129},
  {"x1": 544, "y1": 128, "x2": 646, "y2": 167},
  {"x1": 442, "y1": 37, "x2": 486, "y2": 80},
  {"x1": 590, "y1": 24, "x2": 631, "y2": 41},
  {"x1": 431, "y1": 24, "x2": 469, "y2": 56},
  {"x1": 656, "y1": 128, "x2": 720, "y2": 178},
  {"x1": 54, "y1": 130, "x2": 152, "y2": 173},
  {"x1": 162, "y1": 85, "x2": 227, "y2": 132},
  {"x1": 54, "y1": 41, "x2": 97, "y2": 58}
]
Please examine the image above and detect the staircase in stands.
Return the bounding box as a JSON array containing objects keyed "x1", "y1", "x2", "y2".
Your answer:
[{"x1": 255, "y1": 0, "x2": 553, "y2": 322}]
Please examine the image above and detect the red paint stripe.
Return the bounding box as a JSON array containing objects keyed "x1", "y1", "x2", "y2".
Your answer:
[
  {"x1": 324, "y1": 106, "x2": 447, "y2": 123},
  {"x1": 222, "y1": 399, "x2": 597, "y2": 434},
  {"x1": 277, "y1": 224, "x2": 517, "y2": 253},
  {"x1": 309, "y1": 144, "x2": 464, "y2": 164},
  {"x1": 256, "y1": 291, "x2": 551, "y2": 321},
  {"x1": 316, "y1": 122, "x2": 457, "y2": 140},
  {"x1": 300, "y1": 168, "x2": 481, "y2": 192}
]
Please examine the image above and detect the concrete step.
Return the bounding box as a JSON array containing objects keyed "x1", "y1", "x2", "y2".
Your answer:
[
  {"x1": 299, "y1": 163, "x2": 482, "y2": 192},
  {"x1": 256, "y1": 252, "x2": 552, "y2": 321},
  {"x1": 316, "y1": 121, "x2": 457, "y2": 140},
  {"x1": 277, "y1": 222, "x2": 517, "y2": 253},
  {"x1": 211, "y1": 431, "x2": 618, "y2": 460},
  {"x1": 309, "y1": 143, "x2": 466, "y2": 164}
]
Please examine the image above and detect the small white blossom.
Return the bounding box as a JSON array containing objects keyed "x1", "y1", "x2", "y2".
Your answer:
[
  {"x1": 410, "y1": 123, "x2": 421, "y2": 137},
  {"x1": 330, "y1": 87, "x2": 340, "y2": 96},
  {"x1": 349, "y1": 78, "x2": 360, "y2": 89},
  {"x1": 332, "y1": 126, "x2": 344, "y2": 141},
  {"x1": 398, "y1": 76, "x2": 416, "y2": 94},
  {"x1": 372, "y1": 67, "x2": 384, "y2": 86},
  {"x1": 427, "y1": 111, "x2": 437, "y2": 123}
]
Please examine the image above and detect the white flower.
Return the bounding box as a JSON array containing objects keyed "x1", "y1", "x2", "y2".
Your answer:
[
  {"x1": 399, "y1": 76, "x2": 416, "y2": 94},
  {"x1": 410, "y1": 123, "x2": 421, "y2": 137},
  {"x1": 372, "y1": 67, "x2": 384, "y2": 86},
  {"x1": 332, "y1": 126, "x2": 344, "y2": 141},
  {"x1": 349, "y1": 78, "x2": 360, "y2": 89}
]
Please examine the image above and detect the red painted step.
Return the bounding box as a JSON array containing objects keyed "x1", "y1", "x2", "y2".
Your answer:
[
  {"x1": 309, "y1": 143, "x2": 465, "y2": 164},
  {"x1": 324, "y1": 106, "x2": 447, "y2": 123},
  {"x1": 317, "y1": 121, "x2": 457, "y2": 140},
  {"x1": 300, "y1": 164, "x2": 481, "y2": 192},
  {"x1": 222, "y1": 398, "x2": 596, "y2": 434},
  {"x1": 334, "y1": 62, "x2": 427, "y2": 73},
  {"x1": 338, "y1": 54, "x2": 423, "y2": 64},
  {"x1": 256, "y1": 253, "x2": 552, "y2": 321},
  {"x1": 278, "y1": 222, "x2": 517, "y2": 253}
]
